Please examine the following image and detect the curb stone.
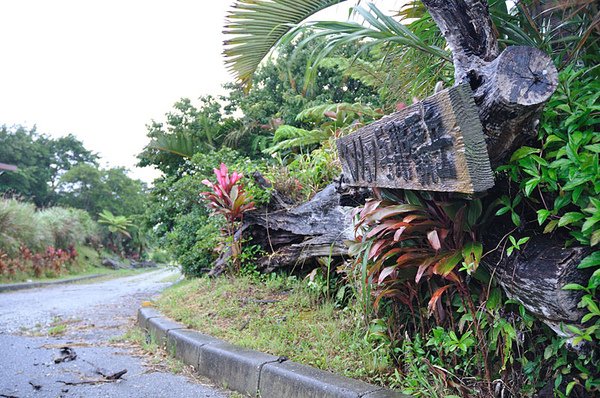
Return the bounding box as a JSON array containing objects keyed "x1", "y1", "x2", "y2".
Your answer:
[
  {"x1": 146, "y1": 316, "x2": 184, "y2": 346},
  {"x1": 137, "y1": 307, "x2": 162, "y2": 330},
  {"x1": 259, "y1": 360, "x2": 380, "y2": 398},
  {"x1": 137, "y1": 308, "x2": 412, "y2": 398},
  {"x1": 166, "y1": 329, "x2": 221, "y2": 367},
  {"x1": 0, "y1": 274, "x2": 105, "y2": 293}
]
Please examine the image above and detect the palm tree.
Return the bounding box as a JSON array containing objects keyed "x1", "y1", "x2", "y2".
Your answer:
[
  {"x1": 223, "y1": 0, "x2": 598, "y2": 88},
  {"x1": 98, "y1": 210, "x2": 134, "y2": 254},
  {"x1": 223, "y1": 0, "x2": 348, "y2": 87}
]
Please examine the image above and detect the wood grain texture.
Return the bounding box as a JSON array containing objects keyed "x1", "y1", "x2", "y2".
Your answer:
[
  {"x1": 482, "y1": 232, "x2": 593, "y2": 338},
  {"x1": 336, "y1": 84, "x2": 494, "y2": 194},
  {"x1": 421, "y1": 0, "x2": 498, "y2": 83},
  {"x1": 474, "y1": 46, "x2": 558, "y2": 165}
]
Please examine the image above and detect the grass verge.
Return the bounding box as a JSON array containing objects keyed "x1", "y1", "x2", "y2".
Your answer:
[{"x1": 156, "y1": 275, "x2": 384, "y2": 382}]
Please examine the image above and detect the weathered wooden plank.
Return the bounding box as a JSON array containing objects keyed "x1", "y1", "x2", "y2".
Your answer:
[{"x1": 336, "y1": 83, "x2": 494, "y2": 194}]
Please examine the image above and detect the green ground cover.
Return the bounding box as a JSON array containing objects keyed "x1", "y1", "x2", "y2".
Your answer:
[{"x1": 155, "y1": 275, "x2": 385, "y2": 383}]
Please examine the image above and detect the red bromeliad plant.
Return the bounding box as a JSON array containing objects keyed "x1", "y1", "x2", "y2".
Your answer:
[
  {"x1": 201, "y1": 163, "x2": 255, "y2": 268},
  {"x1": 349, "y1": 188, "x2": 494, "y2": 384},
  {"x1": 350, "y1": 189, "x2": 485, "y2": 320}
]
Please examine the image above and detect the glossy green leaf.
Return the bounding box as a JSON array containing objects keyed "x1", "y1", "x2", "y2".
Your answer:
[
  {"x1": 578, "y1": 252, "x2": 600, "y2": 269},
  {"x1": 558, "y1": 212, "x2": 585, "y2": 227},
  {"x1": 510, "y1": 146, "x2": 540, "y2": 162}
]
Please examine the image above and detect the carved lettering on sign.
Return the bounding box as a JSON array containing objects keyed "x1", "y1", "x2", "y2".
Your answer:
[{"x1": 336, "y1": 84, "x2": 494, "y2": 194}]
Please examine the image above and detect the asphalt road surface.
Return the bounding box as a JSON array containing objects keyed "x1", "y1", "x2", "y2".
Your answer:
[{"x1": 0, "y1": 268, "x2": 232, "y2": 398}]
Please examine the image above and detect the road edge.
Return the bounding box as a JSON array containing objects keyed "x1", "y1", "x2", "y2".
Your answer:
[
  {"x1": 137, "y1": 307, "x2": 411, "y2": 398},
  {"x1": 0, "y1": 274, "x2": 110, "y2": 293}
]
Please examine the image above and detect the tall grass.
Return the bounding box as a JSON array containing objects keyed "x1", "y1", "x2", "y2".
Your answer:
[
  {"x1": 37, "y1": 207, "x2": 98, "y2": 249},
  {"x1": 0, "y1": 199, "x2": 38, "y2": 255},
  {"x1": 0, "y1": 198, "x2": 98, "y2": 255}
]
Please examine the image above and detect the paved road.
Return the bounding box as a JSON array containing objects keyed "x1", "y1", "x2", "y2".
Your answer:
[{"x1": 0, "y1": 268, "x2": 232, "y2": 398}]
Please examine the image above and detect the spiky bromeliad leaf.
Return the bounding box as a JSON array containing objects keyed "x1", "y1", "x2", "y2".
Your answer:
[{"x1": 223, "y1": 0, "x2": 348, "y2": 87}]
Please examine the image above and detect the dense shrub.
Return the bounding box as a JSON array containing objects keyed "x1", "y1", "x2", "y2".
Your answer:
[
  {"x1": 145, "y1": 148, "x2": 269, "y2": 276},
  {"x1": 0, "y1": 199, "x2": 98, "y2": 255},
  {"x1": 168, "y1": 213, "x2": 223, "y2": 277},
  {"x1": 0, "y1": 198, "x2": 99, "y2": 279},
  {"x1": 37, "y1": 207, "x2": 99, "y2": 250},
  {"x1": 0, "y1": 199, "x2": 38, "y2": 255}
]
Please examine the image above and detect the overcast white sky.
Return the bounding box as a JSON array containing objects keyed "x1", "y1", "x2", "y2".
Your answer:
[{"x1": 0, "y1": 0, "x2": 398, "y2": 183}]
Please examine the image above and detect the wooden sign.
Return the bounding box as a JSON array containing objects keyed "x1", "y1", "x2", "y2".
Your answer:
[{"x1": 336, "y1": 84, "x2": 494, "y2": 194}]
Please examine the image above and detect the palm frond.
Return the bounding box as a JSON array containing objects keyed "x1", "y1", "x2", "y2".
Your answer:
[
  {"x1": 296, "y1": 102, "x2": 381, "y2": 122},
  {"x1": 490, "y1": 0, "x2": 599, "y2": 67},
  {"x1": 283, "y1": 3, "x2": 451, "y2": 94},
  {"x1": 149, "y1": 131, "x2": 211, "y2": 159},
  {"x1": 264, "y1": 125, "x2": 330, "y2": 154},
  {"x1": 223, "y1": 0, "x2": 348, "y2": 87}
]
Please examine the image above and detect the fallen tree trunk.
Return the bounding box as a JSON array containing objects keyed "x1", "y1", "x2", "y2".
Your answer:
[
  {"x1": 209, "y1": 179, "x2": 369, "y2": 276},
  {"x1": 244, "y1": 184, "x2": 354, "y2": 273},
  {"x1": 482, "y1": 233, "x2": 593, "y2": 336}
]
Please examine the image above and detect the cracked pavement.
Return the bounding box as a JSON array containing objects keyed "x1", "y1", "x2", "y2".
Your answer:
[{"x1": 0, "y1": 268, "x2": 232, "y2": 398}]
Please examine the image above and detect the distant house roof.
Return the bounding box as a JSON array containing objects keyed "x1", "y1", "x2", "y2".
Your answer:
[{"x1": 0, "y1": 163, "x2": 18, "y2": 172}]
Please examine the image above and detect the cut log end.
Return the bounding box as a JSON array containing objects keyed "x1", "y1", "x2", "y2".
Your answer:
[
  {"x1": 473, "y1": 46, "x2": 559, "y2": 165},
  {"x1": 495, "y1": 46, "x2": 558, "y2": 106}
]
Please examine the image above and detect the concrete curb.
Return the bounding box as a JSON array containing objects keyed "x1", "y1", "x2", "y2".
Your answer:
[
  {"x1": 137, "y1": 307, "x2": 411, "y2": 398},
  {"x1": 0, "y1": 273, "x2": 106, "y2": 293}
]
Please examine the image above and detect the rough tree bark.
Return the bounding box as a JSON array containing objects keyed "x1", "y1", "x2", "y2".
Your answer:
[
  {"x1": 421, "y1": 0, "x2": 558, "y2": 166},
  {"x1": 420, "y1": 0, "x2": 589, "y2": 332},
  {"x1": 214, "y1": 0, "x2": 589, "y2": 334},
  {"x1": 209, "y1": 176, "x2": 368, "y2": 276},
  {"x1": 482, "y1": 232, "x2": 593, "y2": 337}
]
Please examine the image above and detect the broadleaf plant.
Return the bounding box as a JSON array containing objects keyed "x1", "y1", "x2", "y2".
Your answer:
[{"x1": 201, "y1": 163, "x2": 255, "y2": 270}]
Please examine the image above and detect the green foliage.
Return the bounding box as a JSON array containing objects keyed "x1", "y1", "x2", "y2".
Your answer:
[
  {"x1": 494, "y1": 194, "x2": 523, "y2": 227},
  {"x1": 0, "y1": 199, "x2": 38, "y2": 255},
  {"x1": 138, "y1": 97, "x2": 236, "y2": 175},
  {"x1": 491, "y1": 0, "x2": 599, "y2": 68},
  {"x1": 223, "y1": 0, "x2": 348, "y2": 86},
  {"x1": 37, "y1": 207, "x2": 98, "y2": 250},
  {"x1": 98, "y1": 210, "x2": 134, "y2": 238},
  {"x1": 0, "y1": 125, "x2": 98, "y2": 206},
  {"x1": 0, "y1": 198, "x2": 98, "y2": 255},
  {"x1": 506, "y1": 235, "x2": 530, "y2": 257},
  {"x1": 149, "y1": 249, "x2": 171, "y2": 264},
  {"x1": 500, "y1": 66, "x2": 599, "y2": 247},
  {"x1": 345, "y1": 187, "x2": 600, "y2": 395},
  {"x1": 0, "y1": 198, "x2": 99, "y2": 280},
  {"x1": 284, "y1": 3, "x2": 450, "y2": 91},
  {"x1": 265, "y1": 101, "x2": 382, "y2": 155},
  {"x1": 58, "y1": 164, "x2": 147, "y2": 219},
  {"x1": 266, "y1": 125, "x2": 330, "y2": 154},
  {"x1": 168, "y1": 212, "x2": 223, "y2": 277},
  {"x1": 492, "y1": 63, "x2": 599, "y2": 396},
  {"x1": 144, "y1": 148, "x2": 269, "y2": 276},
  {"x1": 266, "y1": 147, "x2": 340, "y2": 203}
]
